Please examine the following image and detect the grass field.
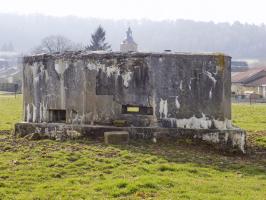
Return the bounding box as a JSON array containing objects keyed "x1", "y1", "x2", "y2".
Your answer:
[
  {"x1": 0, "y1": 95, "x2": 265, "y2": 199},
  {"x1": 0, "y1": 94, "x2": 22, "y2": 131},
  {"x1": 232, "y1": 103, "x2": 266, "y2": 148},
  {"x1": 232, "y1": 103, "x2": 266, "y2": 132}
]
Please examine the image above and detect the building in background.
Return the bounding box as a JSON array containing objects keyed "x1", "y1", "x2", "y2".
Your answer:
[
  {"x1": 0, "y1": 51, "x2": 22, "y2": 92},
  {"x1": 120, "y1": 27, "x2": 138, "y2": 52},
  {"x1": 231, "y1": 67, "x2": 266, "y2": 98}
]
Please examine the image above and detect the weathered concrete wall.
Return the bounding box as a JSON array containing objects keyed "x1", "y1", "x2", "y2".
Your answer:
[{"x1": 22, "y1": 51, "x2": 231, "y2": 129}]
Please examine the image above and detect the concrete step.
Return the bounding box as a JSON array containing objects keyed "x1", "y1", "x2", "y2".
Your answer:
[{"x1": 104, "y1": 131, "x2": 129, "y2": 144}]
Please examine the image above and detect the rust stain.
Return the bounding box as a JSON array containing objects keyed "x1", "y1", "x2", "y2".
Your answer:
[{"x1": 215, "y1": 53, "x2": 225, "y2": 72}]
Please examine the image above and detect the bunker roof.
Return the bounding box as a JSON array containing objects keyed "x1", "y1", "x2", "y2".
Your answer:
[{"x1": 23, "y1": 51, "x2": 231, "y2": 63}]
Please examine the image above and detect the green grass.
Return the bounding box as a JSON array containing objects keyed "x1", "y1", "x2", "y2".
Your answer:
[
  {"x1": 256, "y1": 136, "x2": 266, "y2": 148},
  {"x1": 232, "y1": 103, "x2": 266, "y2": 148},
  {"x1": 232, "y1": 103, "x2": 266, "y2": 132},
  {"x1": 0, "y1": 94, "x2": 22, "y2": 130},
  {"x1": 0, "y1": 135, "x2": 265, "y2": 200},
  {"x1": 0, "y1": 96, "x2": 265, "y2": 199}
]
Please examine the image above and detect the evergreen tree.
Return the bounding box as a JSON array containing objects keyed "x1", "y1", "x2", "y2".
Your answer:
[{"x1": 86, "y1": 26, "x2": 111, "y2": 51}]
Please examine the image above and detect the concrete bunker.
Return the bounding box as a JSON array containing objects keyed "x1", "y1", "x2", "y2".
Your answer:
[{"x1": 15, "y1": 51, "x2": 246, "y2": 152}]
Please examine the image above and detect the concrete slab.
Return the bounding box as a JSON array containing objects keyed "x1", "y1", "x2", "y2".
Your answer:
[
  {"x1": 104, "y1": 131, "x2": 129, "y2": 144},
  {"x1": 15, "y1": 123, "x2": 246, "y2": 153}
]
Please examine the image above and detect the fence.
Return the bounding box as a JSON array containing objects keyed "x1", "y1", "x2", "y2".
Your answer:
[
  {"x1": 231, "y1": 96, "x2": 266, "y2": 104},
  {"x1": 0, "y1": 82, "x2": 20, "y2": 92}
]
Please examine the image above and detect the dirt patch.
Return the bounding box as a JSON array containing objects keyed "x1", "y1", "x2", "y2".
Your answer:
[
  {"x1": 0, "y1": 130, "x2": 11, "y2": 134},
  {"x1": 247, "y1": 132, "x2": 266, "y2": 153}
]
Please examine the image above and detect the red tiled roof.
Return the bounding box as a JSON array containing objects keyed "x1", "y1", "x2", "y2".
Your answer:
[
  {"x1": 231, "y1": 67, "x2": 266, "y2": 83},
  {"x1": 246, "y1": 76, "x2": 266, "y2": 86}
]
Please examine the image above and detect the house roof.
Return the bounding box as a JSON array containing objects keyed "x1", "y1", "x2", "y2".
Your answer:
[
  {"x1": 231, "y1": 67, "x2": 266, "y2": 85},
  {"x1": 245, "y1": 76, "x2": 266, "y2": 86}
]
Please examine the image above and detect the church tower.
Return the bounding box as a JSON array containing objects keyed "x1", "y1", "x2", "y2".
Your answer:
[{"x1": 120, "y1": 27, "x2": 138, "y2": 52}]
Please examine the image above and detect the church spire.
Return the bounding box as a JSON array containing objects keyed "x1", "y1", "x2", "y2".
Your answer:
[
  {"x1": 120, "y1": 27, "x2": 138, "y2": 52},
  {"x1": 126, "y1": 27, "x2": 133, "y2": 41}
]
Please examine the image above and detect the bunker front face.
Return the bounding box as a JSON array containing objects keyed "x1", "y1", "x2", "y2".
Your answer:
[{"x1": 16, "y1": 51, "x2": 246, "y2": 152}]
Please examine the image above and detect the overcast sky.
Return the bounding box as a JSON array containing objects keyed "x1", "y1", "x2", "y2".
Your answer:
[{"x1": 0, "y1": 0, "x2": 266, "y2": 24}]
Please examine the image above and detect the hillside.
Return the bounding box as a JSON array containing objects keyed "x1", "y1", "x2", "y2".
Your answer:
[{"x1": 1, "y1": 14, "x2": 266, "y2": 59}]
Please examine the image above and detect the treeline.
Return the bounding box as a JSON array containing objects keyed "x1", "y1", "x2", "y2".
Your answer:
[{"x1": 1, "y1": 13, "x2": 266, "y2": 58}]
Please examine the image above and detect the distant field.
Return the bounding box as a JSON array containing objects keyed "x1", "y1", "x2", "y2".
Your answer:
[
  {"x1": 232, "y1": 103, "x2": 266, "y2": 132},
  {"x1": 0, "y1": 94, "x2": 22, "y2": 130},
  {"x1": 0, "y1": 96, "x2": 265, "y2": 199},
  {"x1": 232, "y1": 103, "x2": 266, "y2": 148}
]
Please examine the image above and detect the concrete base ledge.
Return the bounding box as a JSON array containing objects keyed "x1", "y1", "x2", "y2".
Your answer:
[{"x1": 14, "y1": 122, "x2": 246, "y2": 153}]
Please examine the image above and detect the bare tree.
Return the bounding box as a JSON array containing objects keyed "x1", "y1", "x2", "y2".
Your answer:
[{"x1": 33, "y1": 35, "x2": 79, "y2": 54}]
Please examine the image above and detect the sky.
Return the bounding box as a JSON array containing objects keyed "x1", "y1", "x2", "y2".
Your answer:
[{"x1": 0, "y1": 0, "x2": 266, "y2": 24}]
